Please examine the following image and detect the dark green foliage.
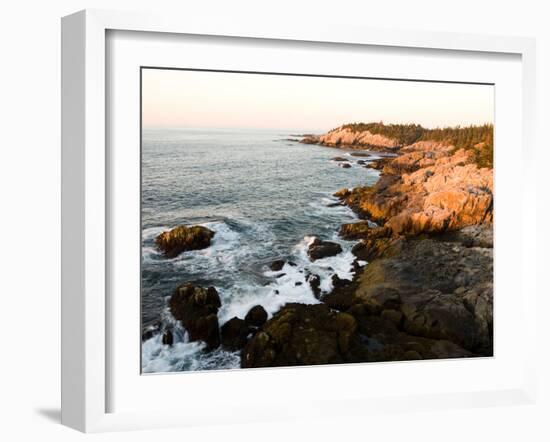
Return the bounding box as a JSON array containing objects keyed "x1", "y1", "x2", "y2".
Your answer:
[
  {"x1": 337, "y1": 122, "x2": 493, "y2": 168},
  {"x1": 420, "y1": 124, "x2": 493, "y2": 168},
  {"x1": 340, "y1": 122, "x2": 424, "y2": 146}
]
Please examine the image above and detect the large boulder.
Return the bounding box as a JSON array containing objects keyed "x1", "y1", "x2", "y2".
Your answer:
[
  {"x1": 241, "y1": 303, "x2": 357, "y2": 368},
  {"x1": 221, "y1": 317, "x2": 251, "y2": 350},
  {"x1": 169, "y1": 283, "x2": 221, "y2": 349},
  {"x1": 244, "y1": 305, "x2": 268, "y2": 327},
  {"x1": 307, "y1": 238, "x2": 343, "y2": 261},
  {"x1": 156, "y1": 225, "x2": 215, "y2": 258}
]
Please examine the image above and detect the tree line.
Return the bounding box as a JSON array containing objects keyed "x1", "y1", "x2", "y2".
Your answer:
[{"x1": 338, "y1": 122, "x2": 493, "y2": 168}]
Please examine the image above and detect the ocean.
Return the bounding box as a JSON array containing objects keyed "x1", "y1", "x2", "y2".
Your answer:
[{"x1": 140, "y1": 128, "x2": 380, "y2": 373}]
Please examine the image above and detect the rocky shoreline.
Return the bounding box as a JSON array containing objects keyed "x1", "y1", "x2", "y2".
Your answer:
[{"x1": 145, "y1": 122, "x2": 494, "y2": 369}]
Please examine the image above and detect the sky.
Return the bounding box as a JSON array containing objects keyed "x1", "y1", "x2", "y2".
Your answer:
[{"x1": 142, "y1": 68, "x2": 494, "y2": 132}]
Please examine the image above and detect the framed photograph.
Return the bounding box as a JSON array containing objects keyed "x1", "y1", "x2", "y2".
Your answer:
[{"x1": 61, "y1": 9, "x2": 537, "y2": 432}]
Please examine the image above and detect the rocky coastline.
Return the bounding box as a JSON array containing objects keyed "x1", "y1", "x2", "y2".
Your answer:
[{"x1": 146, "y1": 122, "x2": 494, "y2": 369}]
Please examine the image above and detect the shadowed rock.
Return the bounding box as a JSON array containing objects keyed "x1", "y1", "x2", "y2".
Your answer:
[
  {"x1": 244, "y1": 305, "x2": 268, "y2": 327},
  {"x1": 221, "y1": 317, "x2": 251, "y2": 350},
  {"x1": 307, "y1": 238, "x2": 343, "y2": 261},
  {"x1": 169, "y1": 283, "x2": 221, "y2": 350},
  {"x1": 241, "y1": 303, "x2": 357, "y2": 368},
  {"x1": 351, "y1": 232, "x2": 493, "y2": 354}
]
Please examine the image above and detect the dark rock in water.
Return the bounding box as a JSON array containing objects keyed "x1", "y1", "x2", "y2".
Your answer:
[
  {"x1": 245, "y1": 305, "x2": 268, "y2": 327},
  {"x1": 322, "y1": 275, "x2": 356, "y2": 311},
  {"x1": 295, "y1": 281, "x2": 303, "y2": 286},
  {"x1": 331, "y1": 274, "x2": 352, "y2": 288},
  {"x1": 332, "y1": 156, "x2": 349, "y2": 162},
  {"x1": 274, "y1": 290, "x2": 280, "y2": 295},
  {"x1": 307, "y1": 238, "x2": 343, "y2": 261},
  {"x1": 350, "y1": 152, "x2": 372, "y2": 157},
  {"x1": 162, "y1": 330, "x2": 174, "y2": 346},
  {"x1": 339, "y1": 162, "x2": 352, "y2": 168},
  {"x1": 169, "y1": 283, "x2": 221, "y2": 350},
  {"x1": 326, "y1": 201, "x2": 344, "y2": 208},
  {"x1": 275, "y1": 273, "x2": 286, "y2": 278},
  {"x1": 307, "y1": 273, "x2": 322, "y2": 298},
  {"x1": 156, "y1": 225, "x2": 215, "y2": 258},
  {"x1": 269, "y1": 259, "x2": 286, "y2": 271},
  {"x1": 288, "y1": 261, "x2": 297, "y2": 267},
  {"x1": 357, "y1": 160, "x2": 366, "y2": 165},
  {"x1": 241, "y1": 303, "x2": 357, "y2": 368},
  {"x1": 221, "y1": 317, "x2": 250, "y2": 350}
]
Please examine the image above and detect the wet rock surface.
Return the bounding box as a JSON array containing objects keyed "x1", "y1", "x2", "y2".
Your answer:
[
  {"x1": 307, "y1": 238, "x2": 343, "y2": 261},
  {"x1": 156, "y1": 225, "x2": 215, "y2": 258},
  {"x1": 169, "y1": 283, "x2": 222, "y2": 350},
  {"x1": 245, "y1": 305, "x2": 268, "y2": 327}
]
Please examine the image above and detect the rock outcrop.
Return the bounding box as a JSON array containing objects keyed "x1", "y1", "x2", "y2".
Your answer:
[
  {"x1": 221, "y1": 317, "x2": 250, "y2": 350},
  {"x1": 307, "y1": 238, "x2": 343, "y2": 261},
  {"x1": 319, "y1": 127, "x2": 400, "y2": 150},
  {"x1": 241, "y1": 303, "x2": 358, "y2": 368},
  {"x1": 156, "y1": 225, "x2": 215, "y2": 258},
  {"x1": 169, "y1": 283, "x2": 221, "y2": 349},
  {"x1": 351, "y1": 230, "x2": 493, "y2": 354},
  {"x1": 245, "y1": 305, "x2": 268, "y2": 327},
  {"x1": 338, "y1": 144, "x2": 493, "y2": 236}
]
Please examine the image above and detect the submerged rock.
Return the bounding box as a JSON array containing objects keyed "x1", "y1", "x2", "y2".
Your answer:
[
  {"x1": 307, "y1": 238, "x2": 343, "y2": 261},
  {"x1": 169, "y1": 283, "x2": 221, "y2": 350},
  {"x1": 339, "y1": 162, "x2": 352, "y2": 169},
  {"x1": 162, "y1": 330, "x2": 174, "y2": 346},
  {"x1": 156, "y1": 225, "x2": 215, "y2": 258}
]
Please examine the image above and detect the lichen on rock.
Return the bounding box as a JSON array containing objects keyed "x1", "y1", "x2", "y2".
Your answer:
[{"x1": 156, "y1": 225, "x2": 215, "y2": 258}]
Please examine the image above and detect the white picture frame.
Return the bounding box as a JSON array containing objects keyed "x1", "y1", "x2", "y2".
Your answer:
[{"x1": 61, "y1": 9, "x2": 537, "y2": 433}]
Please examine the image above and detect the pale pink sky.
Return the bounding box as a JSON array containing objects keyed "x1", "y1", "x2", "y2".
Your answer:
[{"x1": 142, "y1": 68, "x2": 494, "y2": 132}]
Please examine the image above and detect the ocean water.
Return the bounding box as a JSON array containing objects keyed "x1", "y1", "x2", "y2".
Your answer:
[{"x1": 141, "y1": 128, "x2": 381, "y2": 373}]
